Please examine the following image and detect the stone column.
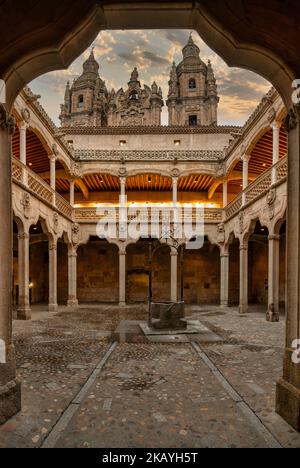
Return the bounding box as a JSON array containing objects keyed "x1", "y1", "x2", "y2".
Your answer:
[
  {"x1": 48, "y1": 240, "x2": 58, "y2": 312},
  {"x1": 67, "y1": 246, "x2": 78, "y2": 308},
  {"x1": 172, "y1": 177, "x2": 178, "y2": 205},
  {"x1": 119, "y1": 248, "x2": 126, "y2": 307},
  {"x1": 70, "y1": 180, "x2": 75, "y2": 207},
  {"x1": 0, "y1": 105, "x2": 21, "y2": 424},
  {"x1": 17, "y1": 232, "x2": 31, "y2": 320},
  {"x1": 220, "y1": 246, "x2": 229, "y2": 307},
  {"x1": 239, "y1": 240, "x2": 248, "y2": 314},
  {"x1": 50, "y1": 154, "x2": 56, "y2": 191},
  {"x1": 242, "y1": 154, "x2": 250, "y2": 206},
  {"x1": 19, "y1": 121, "x2": 28, "y2": 166},
  {"x1": 119, "y1": 177, "x2": 127, "y2": 240},
  {"x1": 223, "y1": 179, "x2": 228, "y2": 208},
  {"x1": 170, "y1": 250, "x2": 178, "y2": 302},
  {"x1": 267, "y1": 234, "x2": 280, "y2": 322},
  {"x1": 272, "y1": 121, "x2": 280, "y2": 185},
  {"x1": 276, "y1": 106, "x2": 300, "y2": 430}
]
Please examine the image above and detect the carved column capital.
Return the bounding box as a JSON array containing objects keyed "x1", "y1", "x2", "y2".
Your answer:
[
  {"x1": 268, "y1": 235, "x2": 280, "y2": 241},
  {"x1": 17, "y1": 232, "x2": 30, "y2": 240},
  {"x1": 49, "y1": 241, "x2": 57, "y2": 252},
  {"x1": 0, "y1": 104, "x2": 16, "y2": 135},
  {"x1": 285, "y1": 105, "x2": 300, "y2": 132}
]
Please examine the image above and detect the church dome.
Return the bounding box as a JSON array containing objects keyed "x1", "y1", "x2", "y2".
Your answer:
[
  {"x1": 73, "y1": 50, "x2": 100, "y2": 88},
  {"x1": 182, "y1": 34, "x2": 200, "y2": 61}
]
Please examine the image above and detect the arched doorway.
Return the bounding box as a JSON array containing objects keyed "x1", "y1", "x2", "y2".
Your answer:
[{"x1": 77, "y1": 238, "x2": 119, "y2": 304}]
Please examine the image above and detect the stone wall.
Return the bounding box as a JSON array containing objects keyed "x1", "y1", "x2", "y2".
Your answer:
[
  {"x1": 181, "y1": 243, "x2": 220, "y2": 305},
  {"x1": 229, "y1": 241, "x2": 240, "y2": 305},
  {"x1": 77, "y1": 241, "x2": 119, "y2": 303},
  {"x1": 57, "y1": 242, "x2": 68, "y2": 304},
  {"x1": 279, "y1": 233, "x2": 286, "y2": 307},
  {"x1": 249, "y1": 240, "x2": 268, "y2": 305},
  {"x1": 126, "y1": 242, "x2": 171, "y2": 303},
  {"x1": 29, "y1": 242, "x2": 49, "y2": 304}
]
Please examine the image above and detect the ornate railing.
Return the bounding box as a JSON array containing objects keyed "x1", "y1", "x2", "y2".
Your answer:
[
  {"x1": 276, "y1": 157, "x2": 288, "y2": 182},
  {"x1": 225, "y1": 194, "x2": 242, "y2": 220},
  {"x1": 12, "y1": 157, "x2": 73, "y2": 221},
  {"x1": 225, "y1": 156, "x2": 287, "y2": 220},
  {"x1": 245, "y1": 168, "x2": 272, "y2": 205},
  {"x1": 12, "y1": 155, "x2": 287, "y2": 226},
  {"x1": 74, "y1": 206, "x2": 223, "y2": 223},
  {"x1": 55, "y1": 193, "x2": 73, "y2": 219}
]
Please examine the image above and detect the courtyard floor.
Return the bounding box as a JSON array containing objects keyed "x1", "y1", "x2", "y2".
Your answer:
[{"x1": 0, "y1": 304, "x2": 300, "y2": 448}]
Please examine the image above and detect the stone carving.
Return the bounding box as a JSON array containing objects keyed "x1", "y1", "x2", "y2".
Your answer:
[
  {"x1": 267, "y1": 188, "x2": 276, "y2": 220},
  {"x1": 52, "y1": 143, "x2": 59, "y2": 156},
  {"x1": 215, "y1": 163, "x2": 225, "y2": 179},
  {"x1": 21, "y1": 192, "x2": 31, "y2": 219},
  {"x1": 118, "y1": 166, "x2": 127, "y2": 178},
  {"x1": 53, "y1": 212, "x2": 59, "y2": 234},
  {"x1": 285, "y1": 105, "x2": 300, "y2": 132},
  {"x1": 267, "y1": 107, "x2": 276, "y2": 124},
  {"x1": 171, "y1": 168, "x2": 180, "y2": 178},
  {"x1": 71, "y1": 223, "x2": 80, "y2": 245},
  {"x1": 71, "y1": 162, "x2": 82, "y2": 179},
  {"x1": 217, "y1": 223, "x2": 225, "y2": 244},
  {"x1": 74, "y1": 149, "x2": 223, "y2": 162},
  {"x1": 239, "y1": 211, "x2": 244, "y2": 234},
  {"x1": 17, "y1": 232, "x2": 30, "y2": 240},
  {"x1": 21, "y1": 108, "x2": 31, "y2": 124},
  {"x1": 49, "y1": 241, "x2": 57, "y2": 251},
  {"x1": 0, "y1": 105, "x2": 15, "y2": 135}
]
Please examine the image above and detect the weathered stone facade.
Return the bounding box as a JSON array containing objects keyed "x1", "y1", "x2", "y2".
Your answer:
[
  {"x1": 60, "y1": 54, "x2": 163, "y2": 128},
  {"x1": 107, "y1": 68, "x2": 163, "y2": 127},
  {"x1": 60, "y1": 50, "x2": 109, "y2": 127},
  {"x1": 167, "y1": 34, "x2": 219, "y2": 127}
]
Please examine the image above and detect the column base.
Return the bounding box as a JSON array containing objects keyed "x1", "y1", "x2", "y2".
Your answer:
[
  {"x1": 239, "y1": 305, "x2": 248, "y2": 314},
  {"x1": 276, "y1": 348, "x2": 300, "y2": 431},
  {"x1": 266, "y1": 304, "x2": 280, "y2": 322},
  {"x1": 276, "y1": 379, "x2": 300, "y2": 431},
  {"x1": 119, "y1": 302, "x2": 127, "y2": 308},
  {"x1": 48, "y1": 304, "x2": 58, "y2": 312},
  {"x1": 0, "y1": 379, "x2": 21, "y2": 425},
  {"x1": 16, "y1": 307, "x2": 31, "y2": 321},
  {"x1": 67, "y1": 299, "x2": 79, "y2": 309}
]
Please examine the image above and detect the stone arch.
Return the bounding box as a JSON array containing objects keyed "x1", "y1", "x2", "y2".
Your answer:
[
  {"x1": 2, "y1": 2, "x2": 296, "y2": 109},
  {"x1": 274, "y1": 210, "x2": 287, "y2": 237},
  {"x1": 27, "y1": 126, "x2": 52, "y2": 158},
  {"x1": 13, "y1": 212, "x2": 26, "y2": 235}
]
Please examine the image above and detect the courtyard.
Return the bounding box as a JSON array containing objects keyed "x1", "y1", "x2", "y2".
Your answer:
[{"x1": 0, "y1": 305, "x2": 299, "y2": 448}]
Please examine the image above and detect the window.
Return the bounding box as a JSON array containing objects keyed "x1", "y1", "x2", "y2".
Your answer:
[
  {"x1": 119, "y1": 140, "x2": 127, "y2": 147},
  {"x1": 189, "y1": 115, "x2": 198, "y2": 126},
  {"x1": 189, "y1": 78, "x2": 196, "y2": 89},
  {"x1": 129, "y1": 91, "x2": 139, "y2": 101},
  {"x1": 174, "y1": 140, "x2": 181, "y2": 146},
  {"x1": 78, "y1": 95, "x2": 84, "y2": 108}
]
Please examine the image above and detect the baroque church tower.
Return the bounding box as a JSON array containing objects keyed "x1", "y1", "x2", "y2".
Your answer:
[
  {"x1": 107, "y1": 68, "x2": 164, "y2": 126},
  {"x1": 60, "y1": 50, "x2": 109, "y2": 127},
  {"x1": 167, "y1": 34, "x2": 219, "y2": 126}
]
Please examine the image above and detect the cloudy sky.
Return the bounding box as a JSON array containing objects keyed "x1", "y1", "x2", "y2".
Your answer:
[{"x1": 29, "y1": 30, "x2": 271, "y2": 127}]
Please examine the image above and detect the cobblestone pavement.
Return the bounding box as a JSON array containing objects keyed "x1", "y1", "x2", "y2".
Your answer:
[{"x1": 0, "y1": 304, "x2": 300, "y2": 448}]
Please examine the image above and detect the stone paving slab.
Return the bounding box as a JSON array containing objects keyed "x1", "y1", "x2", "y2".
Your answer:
[
  {"x1": 55, "y1": 343, "x2": 269, "y2": 448},
  {"x1": 1, "y1": 305, "x2": 300, "y2": 448}
]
